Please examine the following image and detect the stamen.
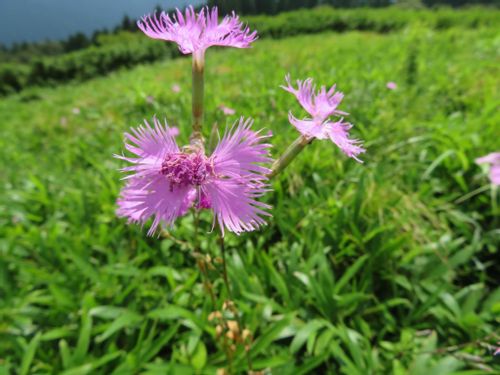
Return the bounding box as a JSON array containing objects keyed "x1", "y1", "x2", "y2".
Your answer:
[{"x1": 161, "y1": 152, "x2": 213, "y2": 190}]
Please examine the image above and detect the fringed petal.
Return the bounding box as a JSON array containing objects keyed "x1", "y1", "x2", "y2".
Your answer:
[
  {"x1": 202, "y1": 179, "x2": 271, "y2": 236},
  {"x1": 211, "y1": 117, "x2": 272, "y2": 180},
  {"x1": 114, "y1": 117, "x2": 179, "y2": 179},
  {"x1": 326, "y1": 120, "x2": 365, "y2": 162},
  {"x1": 117, "y1": 176, "x2": 192, "y2": 236},
  {"x1": 138, "y1": 6, "x2": 257, "y2": 54}
]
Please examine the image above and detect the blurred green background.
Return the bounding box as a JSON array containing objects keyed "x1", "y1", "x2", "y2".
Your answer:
[{"x1": 0, "y1": 1, "x2": 499, "y2": 374}]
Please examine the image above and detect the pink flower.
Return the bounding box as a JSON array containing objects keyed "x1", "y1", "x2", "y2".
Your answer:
[
  {"x1": 171, "y1": 84, "x2": 181, "y2": 93},
  {"x1": 386, "y1": 82, "x2": 397, "y2": 90},
  {"x1": 282, "y1": 74, "x2": 365, "y2": 162},
  {"x1": 168, "y1": 126, "x2": 180, "y2": 137},
  {"x1": 137, "y1": 6, "x2": 257, "y2": 55},
  {"x1": 219, "y1": 105, "x2": 236, "y2": 116},
  {"x1": 116, "y1": 117, "x2": 271, "y2": 236},
  {"x1": 475, "y1": 152, "x2": 500, "y2": 185}
]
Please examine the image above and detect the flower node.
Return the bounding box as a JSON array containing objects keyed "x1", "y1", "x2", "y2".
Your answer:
[{"x1": 161, "y1": 152, "x2": 214, "y2": 189}]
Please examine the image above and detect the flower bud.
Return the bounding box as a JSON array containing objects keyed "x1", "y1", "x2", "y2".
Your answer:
[
  {"x1": 208, "y1": 311, "x2": 222, "y2": 321},
  {"x1": 242, "y1": 328, "x2": 252, "y2": 341},
  {"x1": 215, "y1": 325, "x2": 224, "y2": 337},
  {"x1": 227, "y1": 320, "x2": 239, "y2": 333}
]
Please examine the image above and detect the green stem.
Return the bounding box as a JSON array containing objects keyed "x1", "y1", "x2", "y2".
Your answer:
[
  {"x1": 193, "y1": 211, "x2": 216, "y2": 305},
  {"x1": 219, "y1": 234, "x2": 232, "y2": 301},
  {"x1": 191, "y1": 50, "x2": 205, "y2": 148},
  {"x1": 268, "y1": 135, "x2": 313, "y2": 178},
  {"x1": 218, "y1": 233, "x2": 253, "y2": 372},
  {"x1": 218, "y1": 236, "x2": 235, "y2": 374}
]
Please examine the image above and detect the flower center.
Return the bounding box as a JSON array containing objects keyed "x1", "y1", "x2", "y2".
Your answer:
[{"x1": 161, "y1": 152, "x2": 213, "y2": 189}]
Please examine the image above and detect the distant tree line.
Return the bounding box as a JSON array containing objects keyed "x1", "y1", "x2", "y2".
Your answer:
[
  {"x1": 0, "y1": 32, "x2": 97, "y2": 64},
  {"x1": 207, "y1": 0, "x2": 498, "y2": 14},
  {"x1": 0, "y1": 11, "x2": 149, "y2": 64},
  {"x1": 1, "y1": 5, "x2": 498, "y2": 96},
  {"x1": 0, "y1": 0, "x2": 497, "y2": 63},
  {"x1": 207, "y1": 0, "x2": 390, "y2": 14}
]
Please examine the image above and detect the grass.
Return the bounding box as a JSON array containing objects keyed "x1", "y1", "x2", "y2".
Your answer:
[{"x1": 0, "y1": 24, "x2": 499, "y2": 374}]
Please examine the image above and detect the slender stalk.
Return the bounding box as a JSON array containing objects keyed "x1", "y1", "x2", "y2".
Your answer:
[
  {"x1": 193, "y1": 210, "x2": 217, "y2": 305},
  {"x1": 492, "y1": 184, "x2": 498, "y2": 214},
  {"x1": 197, "y1": 259, "x2": 217, "y2": 306},
  {"x1": 191, "y1": 50, "x2": 205, "y2": 148},
  {"x1": 193, "y1": 218, "x2": 233, "y2": 372},
  {"x1": 397, "y1": 331, "x2": 499, "y2": 357},
  {"x1": 454, "y1": 185, "x2": 489, "y2": 204},
  {"x1": 193, "y1": 214, "x2": 237, "y2": 373},
  {"x1": 218, "y1": 233, "x2": 253, "y2": 372},
  {"x1": 219, "y1": 234, "x2": 232, "y2": 301},
  {"x1": 193, "y1": 210, "x2": 200, "y2": 249},
  {"x1": 268, "y1": 135, "x2": 313, "y2": 178}
]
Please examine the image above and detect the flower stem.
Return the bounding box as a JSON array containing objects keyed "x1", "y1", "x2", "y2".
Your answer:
[
  {"x1": 196, "y1": 258, "x2": 217, "y2": 306},
  {"x1": 191, "y1": 50, "x2": 205, "y2": 148},
  {"x1": 218, "y1": 233, "x2": 253, "y2": 372},
  {"x1": 219, "y1": 234, "x2": 231, "y2": 301},
  {"x1": 193, "y1": 211, "x2": 217, "y2": 305},
  {"x1": 268, "y1": 135, "x2": 313, "y2": 178}
]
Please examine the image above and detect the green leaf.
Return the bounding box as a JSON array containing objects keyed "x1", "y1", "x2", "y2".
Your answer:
[
  {"x1": 190, "y1": 341, "x2": 207, "y2": 370},
  {"x1": 261, "y1": 252, "x2": 291, "y2": 304},
  {"x1": 60, "y1": 351, "x2": 122, "y2": 375},
  {"x1": 333, "y1": 255, "x2": 369, "y2": 294},
  {"x1": 295, "y1": 352, "x2": 329, "y2": 375},
  {"x1": 148, "y1": 306, "x2": 205, "y2": 330},
  {"x1": 95, "y1": 311, "x2": 142, "y2": 343},
  {"x1": 73, "y1": 312, "x2": 92, "y2": 363},
  {"x1": 290, "y1": 319, "x2": 327, "y2": 354},
  {"x1": 20, "y1": 332, "x2": 41, "y2": 375},
  {"x1": 251, "y1": 315, "x2": 293, "y2": 356},
  {"x1": 89, "y1": 306, "x2": 126, "y2": 319},
  {"x1": 141, "y1": 323, "x2": 180, "y2": 363},
  {"x1": 41, "y1": 327, "x2": 73, "y2": 341},
  {"x1": 59, "y1": 339, "x2": 72, "y2": 369},
  {"x1": 251, "y1": 355, "x2": 292, "y2": 370}
]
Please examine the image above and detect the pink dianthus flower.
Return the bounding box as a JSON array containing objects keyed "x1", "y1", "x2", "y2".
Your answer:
[
  {"x1": 168, "y1": 126, "x2": 180, "y2": 137},
  {"x1": 171, "y1": 84, "x2": 181, "y2": 93},
  {"x1": 116, "y1": 117, "x2": 272, "y2": 235},
  {"x1": 219, "y1": 104, "x2": 236, "y2": 116},
  {"x1": 282, "y1": 74, "x2": 365, "y2": 162},
  {"x1": 386, "y1": 81, "x2": 397, "y2": 90},
  {"x1": 138, "y1": 6, "x2": 257, "y2": 55},
  {"x1": 475, "y1": 152, "x2": 500, "y2": 186}
]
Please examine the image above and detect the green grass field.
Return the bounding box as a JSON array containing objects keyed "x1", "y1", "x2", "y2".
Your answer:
[{"x1": 1, "y1": 24, "x2": 499, "y2": 374}]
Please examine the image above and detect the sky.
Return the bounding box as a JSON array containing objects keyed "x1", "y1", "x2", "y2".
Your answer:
[{"x1": 0, "y1": 0, "x2": 203, "y2": 46}]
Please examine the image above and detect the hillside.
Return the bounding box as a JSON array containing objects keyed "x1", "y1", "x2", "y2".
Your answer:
[
  {"x1": 2, "y1": 6, "x2": 499, "y2": 95},
  {"x1": 1, "y1": 25, "x2": 499, "y2": 373}
]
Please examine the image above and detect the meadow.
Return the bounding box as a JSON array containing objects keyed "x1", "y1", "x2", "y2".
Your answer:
[
  {"x1": 0, "y1": 16, "x2": 499, "y2": 375},
  {"x1": 2, "y1": 6, "x2": 499, "y2": 96}
]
